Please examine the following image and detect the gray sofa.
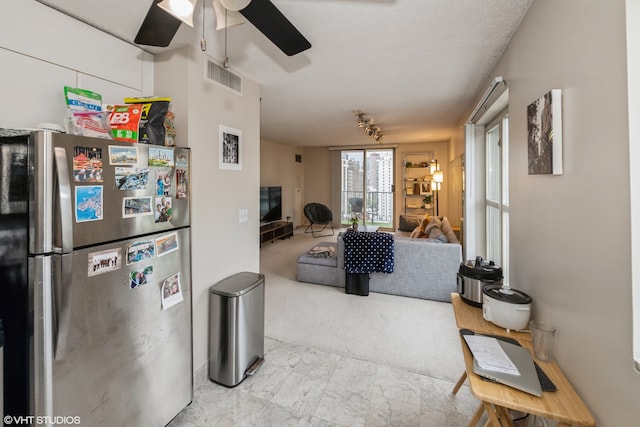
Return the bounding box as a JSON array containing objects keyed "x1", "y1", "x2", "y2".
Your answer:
[{"x1": 297, "y1": 232, "x2": 462, "y2": 302}]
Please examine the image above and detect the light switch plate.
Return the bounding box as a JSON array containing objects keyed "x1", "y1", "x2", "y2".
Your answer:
[{"x1": 239, "y1": 209, "x2": 248, "y2": 223}]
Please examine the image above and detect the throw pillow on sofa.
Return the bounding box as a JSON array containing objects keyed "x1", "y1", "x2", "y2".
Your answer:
[
  {"x1": 398, "y1": 215, "x2": 423, "y2": 232},
  {"x1": 441, "y1": 217, "x2": 459, "y2": 244},
  {"x1": 409, "y1": 214, "x2": 431, "y2": 238},
  {"x1": 409, "y1": 226, "x2": 426, "y2": 238},
  {"x1": 425, "y1": 217, "x2": 448, "y2": 242}
]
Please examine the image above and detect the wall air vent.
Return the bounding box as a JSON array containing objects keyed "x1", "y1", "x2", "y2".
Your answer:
[{"x1": 205, "y1": 59, "x2": 242, "y2": 95}]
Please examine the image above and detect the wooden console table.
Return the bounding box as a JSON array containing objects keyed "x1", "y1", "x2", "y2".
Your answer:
[
  {"x1": 260, "y1": 221, "x2": 293, "y2": 246},
  {"x1": 451, "y1": 293, "x2": 595, "y2": 427}
]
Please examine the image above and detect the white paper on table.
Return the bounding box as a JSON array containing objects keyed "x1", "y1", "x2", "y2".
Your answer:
[{"x1": 463, "y1": 335, "x2": 521, "y2": 376}]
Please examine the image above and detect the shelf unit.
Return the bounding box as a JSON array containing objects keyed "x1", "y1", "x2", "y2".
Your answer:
[
  {"x1": 259, "y1": 221, "x2": 293, "y2": 246},
  {"x1": 403, "y1": 153, "x2": 434, "y2": 217}
]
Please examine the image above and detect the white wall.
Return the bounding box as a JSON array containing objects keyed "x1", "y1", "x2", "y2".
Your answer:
[
  {"x1": 626, "y1": 0, "x2": 640, "y2": 372},
  {"x1": 0, "y1": 0, "x2": 151, "y2": 128},
  {"x1": 472, "y1": 0, "x2": 640, "y2": 424}
]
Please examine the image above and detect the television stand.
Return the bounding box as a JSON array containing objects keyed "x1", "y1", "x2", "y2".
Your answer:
[{"x1": 260, "y1": 221, "x2": 293, "y2": 246}]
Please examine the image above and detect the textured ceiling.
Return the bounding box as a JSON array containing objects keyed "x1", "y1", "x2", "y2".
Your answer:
[{"x1": 35, "y1": 0, "x2": 532, "y2": 147}]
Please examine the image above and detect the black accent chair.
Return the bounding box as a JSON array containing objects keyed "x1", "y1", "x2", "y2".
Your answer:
[{"x1": 304, "y1": 203, "x2": 334, "y2": 237}]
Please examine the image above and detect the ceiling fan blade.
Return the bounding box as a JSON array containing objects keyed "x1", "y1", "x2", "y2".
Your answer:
[
  {"x1": 239, "y1": 0, "x2": 311, "y2": 56},
  {"x1": 134, "y1": 0, "x2": 182, "y2": 47}
]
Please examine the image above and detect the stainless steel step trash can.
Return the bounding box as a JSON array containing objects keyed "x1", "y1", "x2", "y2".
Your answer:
[{"x1": 209, "y1": 272, "x2": 265, "y2": 387}]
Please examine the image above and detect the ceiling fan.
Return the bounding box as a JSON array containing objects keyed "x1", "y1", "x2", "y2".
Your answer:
[{"x1": 134, "y1": 0, "x2": 311, "y2": 56}]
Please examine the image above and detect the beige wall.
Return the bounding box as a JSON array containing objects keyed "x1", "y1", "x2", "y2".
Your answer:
[
  {"x1": 302, "y1": 147, "x2": 333, "y2": 208},
  {"x1": 468, "y1": 0, "x2": 640, "y2": 424},
  {"x1": 155, "y1": 47, "x2": 261, "y2": 382},
  {"x1": 257, "y1": 142, "x2": 336, "y2": 228},
  {"x1": 257, "y1": 144, "x2": 334, "y2": 228},
  {"x1": 260, "y1": 140, "x2": 305, "y2": 226}
]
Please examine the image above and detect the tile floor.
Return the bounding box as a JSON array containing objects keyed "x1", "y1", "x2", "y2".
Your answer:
[{"x1": 169, "y1": 338, "x2": 482, "y2": 426}]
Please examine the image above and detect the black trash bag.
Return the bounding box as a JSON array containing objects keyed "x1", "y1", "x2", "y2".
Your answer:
[
  {"x1": 124, "y1": 97, "x2": 171, "y2": 145},
  {"x1": 345, "y1": 273, "x2": 369, "y2": 296}
]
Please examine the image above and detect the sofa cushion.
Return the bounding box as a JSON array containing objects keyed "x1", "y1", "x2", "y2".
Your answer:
[{"x1": 297, "y1": 242, "x2": 338, "y2": 267}]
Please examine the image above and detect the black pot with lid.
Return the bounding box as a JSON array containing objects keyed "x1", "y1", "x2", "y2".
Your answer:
[{"x1": 457, "y1": 256, "x2": 503, "y2": 307}]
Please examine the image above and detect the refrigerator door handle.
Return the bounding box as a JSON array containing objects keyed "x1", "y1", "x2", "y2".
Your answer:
[
  {"x1": 31, "y1": 256, "x2": 54, "y2": 419},
  {"x1": 53, "y1": 253, "x2": 73, "y2": 361},
  {"x1": 54, "y1": 147, "x2": 73, "y2": 254},
  {"x1": 52, "y1": 147, "x2": 73, "y2": 360}
]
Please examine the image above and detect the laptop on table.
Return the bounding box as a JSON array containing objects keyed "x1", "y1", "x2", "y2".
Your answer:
[{"x1": 462, "y1": 330, "x2": 543, "y2": 397}]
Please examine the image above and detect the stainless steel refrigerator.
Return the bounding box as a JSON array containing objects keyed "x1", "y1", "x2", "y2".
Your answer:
[{"x1": 0, "y1": 130, "x2": 192, "y2": 426}]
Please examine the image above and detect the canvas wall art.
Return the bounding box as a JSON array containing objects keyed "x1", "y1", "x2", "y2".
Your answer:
[{"x1": 527, "y1": 89, "x2": 563, "y2": 175}]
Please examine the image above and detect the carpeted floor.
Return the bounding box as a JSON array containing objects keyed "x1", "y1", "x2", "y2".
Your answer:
[{"x1": 260, "y1": 227, "x2": 466, "y2": 383}]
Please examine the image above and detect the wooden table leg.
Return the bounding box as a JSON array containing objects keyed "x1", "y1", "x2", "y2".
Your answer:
[
  {"x1": 453, "y1": 371, "x2": 468, "y2": 394},
  {"x1": 495, "y1": 406, "x2": 514, "y2": 427},
  {"x1": 482, "y1": 402, "x2": 514, "y2": 427},
  {"x1": 467, "y1": 402, "x2": 485, "y2": 426},
  {"x1": 482, "y1": 402, "x2": 502, "y2": 426}
]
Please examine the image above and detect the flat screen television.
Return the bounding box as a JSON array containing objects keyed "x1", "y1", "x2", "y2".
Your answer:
[{"x1": 260, "y1": 186, "x2": 282, "y2": 223}]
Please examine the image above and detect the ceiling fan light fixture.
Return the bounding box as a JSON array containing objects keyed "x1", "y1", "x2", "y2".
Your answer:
[
  {"x1": 220, "y1": 0, "x2": 252, "y2": 12},
  {"x1": 158, "y1": 0, "x2": 196, "y2": 27}
]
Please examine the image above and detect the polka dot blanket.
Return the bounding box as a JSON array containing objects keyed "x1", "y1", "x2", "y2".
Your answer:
[{"x1": 342, "y1": 229, "x2": 394, "y2": 274}]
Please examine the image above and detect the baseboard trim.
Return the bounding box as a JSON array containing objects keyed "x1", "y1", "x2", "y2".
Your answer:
[{"x1": 194, "y1": 361, "x2": 208, "y2": 390}]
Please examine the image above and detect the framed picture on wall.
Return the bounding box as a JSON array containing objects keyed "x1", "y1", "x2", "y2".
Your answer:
[
  {"x1": 219, "y1": 125, "x2": 242, "y2": 170},
  {"x1": 527, "y1": 89, "x2": 563, "y2": 175}
]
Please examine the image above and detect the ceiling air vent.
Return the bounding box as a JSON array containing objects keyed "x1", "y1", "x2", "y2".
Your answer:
[{"x1": 205, "y1": 59, "x2": 242, "y2": 95}]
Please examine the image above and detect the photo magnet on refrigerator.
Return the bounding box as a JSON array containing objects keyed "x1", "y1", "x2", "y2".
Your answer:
[
  {"x1": 161, "y1": 273, "x2": 183, "y2": 309},
  {"x1": 88, "y1": 248, "x2": 122, "y2": 277},
  {"x1": 75, "y1": 185, "x2": 103, "y2": 222}
]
